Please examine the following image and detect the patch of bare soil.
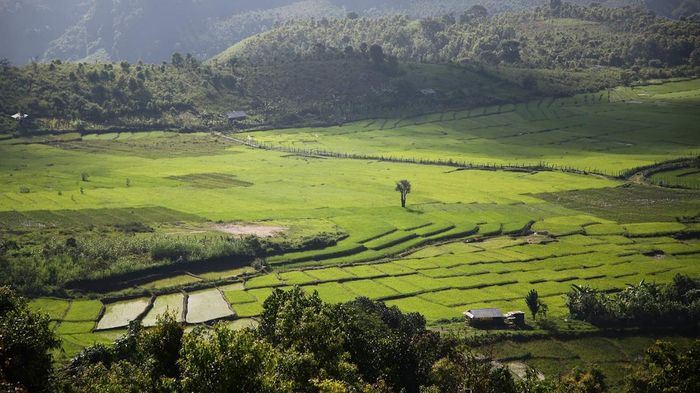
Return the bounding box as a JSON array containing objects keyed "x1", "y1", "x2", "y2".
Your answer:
[{"x1": 214, "y1": 224, "x2": 286, "y2": 237}]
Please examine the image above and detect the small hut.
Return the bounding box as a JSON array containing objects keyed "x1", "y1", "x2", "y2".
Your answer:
[
  {"x1": 225, "y1": 111, "x2": 248, "y2": 125},
  {"x1": 463, "y1": 308, "x2": 505, "y2": 327}
]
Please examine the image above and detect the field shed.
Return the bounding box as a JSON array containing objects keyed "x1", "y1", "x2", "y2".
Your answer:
[
  {"x1": 225, "y1": 110, "x2": 248, "y2": 124},
  {"x1": 464, "y1": 308, "x2": 505, "y2": 326},
  {"x1": 419, "y1": 88, "x2": 437, "y2": 96}
]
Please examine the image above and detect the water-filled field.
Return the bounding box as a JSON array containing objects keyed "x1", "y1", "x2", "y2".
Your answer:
[
  {"x1": 142, "y1": 292, "x2": 185, "y2": 326},
  {"x1": 185, "y1": 289, "x2": 234, "y2": 324},
  {"x1": 96, "y1": 298, "x2": 150, "y2": 330}
]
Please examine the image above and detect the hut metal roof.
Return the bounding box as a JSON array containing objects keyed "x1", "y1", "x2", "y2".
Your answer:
[{"x1": 464, "y1": 308, "x2": 504, "y2": 319}]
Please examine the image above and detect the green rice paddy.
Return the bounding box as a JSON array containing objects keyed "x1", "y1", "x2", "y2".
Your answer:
[
  {"x1": 649, "y1": 167, "x2": 700, "y2": 189},
  {"x1": 15, "y1": 79, "x2": 700, "y2": 361},
  {"x1": 242, "y1": 81, "x2": 700, "y2": 176}
]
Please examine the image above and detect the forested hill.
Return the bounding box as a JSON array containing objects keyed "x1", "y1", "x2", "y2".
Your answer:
[
  {"x1": 1, "y1": 0, "x2": 696, "y2": 65},
  {"x1": 219, "y1": 3, "x2": 700, "y2": 71}
]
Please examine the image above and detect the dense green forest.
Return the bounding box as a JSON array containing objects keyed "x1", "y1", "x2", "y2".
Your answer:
[
  {"x1": 2, "y1": 3, "x2": 698, "y2": 133},
  {"x1": 224, "y1": 3, "x2": 700, "y2": 70},
  {"x1": 0, "y1": 0, "x2": 585, "y2": 64},
  {"x1": 0, "y1": 56, "x2": 546, "y2": 132}
]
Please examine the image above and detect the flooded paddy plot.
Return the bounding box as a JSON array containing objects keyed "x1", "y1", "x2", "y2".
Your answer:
[{"x1": 185, "y1": 288, "x2": 234, "y2": 324}]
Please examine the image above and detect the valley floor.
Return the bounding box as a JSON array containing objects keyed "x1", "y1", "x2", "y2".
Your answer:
[{"x1": 3, "y1": 80, "x2": 699, "y2": 378}]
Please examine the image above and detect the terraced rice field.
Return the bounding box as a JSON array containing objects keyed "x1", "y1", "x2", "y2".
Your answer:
[
  {"x1": 28, "y1": 298, "x2": 70, "y2": 320},
  {"x1": 62, "y1": 300, "x2": 103, "y2": 322},
  {"x1": 31, "y1": 220, "x2": 697, "y2": 332},
  {"x1": 16, "y1": 79, "x2": 700, "y2": 358},
  {"x1": 142, "y1": 293, "x2": 185, "y2": 326},
  {"x1": 485, "y1": 335, "x2": 697, "y2": 391}
]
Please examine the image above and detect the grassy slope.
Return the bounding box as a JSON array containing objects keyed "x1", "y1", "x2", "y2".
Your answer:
[{"x1": 244, "y1": 79, "x2": 700, "y2": 174}]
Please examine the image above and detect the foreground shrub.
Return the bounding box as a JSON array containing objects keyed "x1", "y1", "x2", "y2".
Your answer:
[
  {"x1": 0, "y1": 287, "x2": 60, "y2": 393},
  {"x1": 337, "y1": 297, "x2": 448, "y2": 392},
  {"x1": 259, "y1": 287, "x2": 361, "y2": 392},
  {"x1": 179, "y1": 326, "x2": 287, "y2": 393},
  {"x1": 67, "y1": 361, "x2": 153, "y2": 393},
  {"x1": 624, "y1": 340, "x2": 700, "y2": 393}
]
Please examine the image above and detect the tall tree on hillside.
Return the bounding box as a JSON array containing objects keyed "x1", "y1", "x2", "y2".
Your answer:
[
  {"x1": 0, "y1": 58, "x2": 11, "y2": 72},
  {"x1": 525, "y1": 289, "x2": 548, "y2": 320},
  {"x1": 171, "y1": 52, "x2": 184, "y2": 68},
  {"x1": 395, "y1": 180, "x2": 412, "y2": 208},
  {"x1": 499, "y1": 40, "x2": 521, "y2": 63}
]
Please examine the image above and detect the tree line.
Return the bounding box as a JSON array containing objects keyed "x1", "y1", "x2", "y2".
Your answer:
[{"x1": 565, "y1": 273, "x2": 700, "y2": 327}]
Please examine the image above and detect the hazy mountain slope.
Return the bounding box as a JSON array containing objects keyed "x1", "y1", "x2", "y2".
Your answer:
[
  {"x1": 645, "y1": 0, "x2": 700, "y2": 19},
  {"x1": 0, "y1": 0, "x2": 651, "y2": 64},
  {"x1": 216, "y1": 4, "x2": 700, "y2": 70},
  {"x1": 0, "y1": 0, "x2": 88, "y2": 63},
  {"x1": 42, "y1": 0, "x2": 293, "y2": 63}
]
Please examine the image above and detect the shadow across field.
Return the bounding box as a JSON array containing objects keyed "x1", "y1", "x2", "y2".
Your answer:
[
  {"x1": 65, "y1": 253, "x2": 255, "y2": 293},
  {"x1": 535, "y1": 185, "x2": 700, "y2": 223}
]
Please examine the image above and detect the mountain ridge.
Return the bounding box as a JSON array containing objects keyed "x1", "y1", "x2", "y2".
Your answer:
[{"x1": 5, "y1": 0, "x2": 695, "y2": 64}]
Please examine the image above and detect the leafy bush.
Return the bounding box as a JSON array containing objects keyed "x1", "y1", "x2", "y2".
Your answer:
[
  {"x1": 149, "y1": 242, "x2": 193, "y2": 262},
  {"x1": 624, "y1": 339, "x2": 700, "y2": 393},
  {"x1": 0, "y1": 287, "x2": 60, "y2": 392},
  {"x1": 565, "y1": 274, "x2": 700, "y2": 327},
  {"x1": 113, "y1": 222, "x2": 154, "y2": 234}
]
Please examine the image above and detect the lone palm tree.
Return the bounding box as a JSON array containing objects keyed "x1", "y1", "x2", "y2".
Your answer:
[{"x1": 395, "y1": 180, "x2": 411, "y2": 208}]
